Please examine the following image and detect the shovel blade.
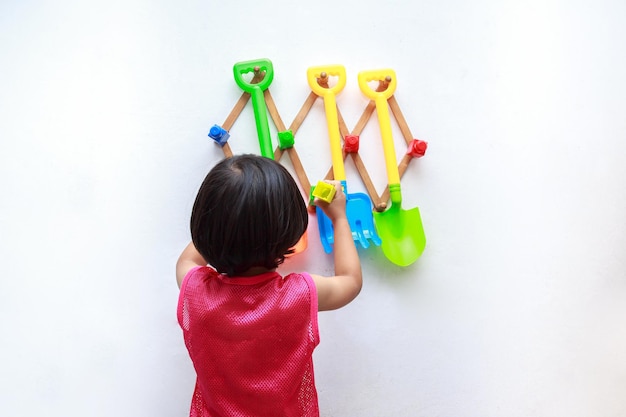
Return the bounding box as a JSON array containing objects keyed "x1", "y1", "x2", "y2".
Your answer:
[
  {"x1": 315, "y1": 192, "x2": 381, "y2": 253},
  {"x1": 346, "y1": 192, "x2": 381, "y2": 248},
  {"x1": 374, "y1": 205, "x2": 426, "y2": 266}
]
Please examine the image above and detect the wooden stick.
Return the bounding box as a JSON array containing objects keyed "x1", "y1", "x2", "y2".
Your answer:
[
  {"x1": 350, "y1": 152, "x2": 384, "y2": 209},
  {"x1": 222, "y1": 71, "x2": 265, "y2": 131},
  {"x1": 264, "y1": 84, "x2": 312, "y2": 195},
  {"x1": 388, "y1": 95, "x2": 414, "y2": 146},
  {"x1": 273, "y1": 148, "x2": 284, "y2": 160},
  {"x1": 351, "y1": 101, "x2": 377, "y2": 136},
  {"x1": 290, "y1": 77, "x2": 327, "y2": 134},
  {"x1": 222, "y1": 92, "x2": 251, "y2": 132},
  {"x1": 221, "y1": 142, "x2": 234, "y2": 158},
  {"x1": 263, "y1": 89, "x2": 288, "y2": 160},
  {"x1": 323, "y1": 164, "x2": 334, "y2": 181},
  {"x1": 287, "y1": 148, "x2": 311, "y2": 194},
  {"x1": 289, "y1": 91, "x2": 319, "y2": 135},
  {"x1": 264, "y1": 89, "x2": 287, "y2": 131}
]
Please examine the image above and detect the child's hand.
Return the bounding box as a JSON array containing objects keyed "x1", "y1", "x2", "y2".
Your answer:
[{"x1": 313, "y1": 180, "x2": 347, "y2": 223}]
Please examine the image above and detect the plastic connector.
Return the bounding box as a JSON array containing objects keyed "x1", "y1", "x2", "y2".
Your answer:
[
  {"x1": 277, "y1": 130, "x2": 294, "y2": 150},
  {"x1": 344, "y1": 135, "x2": 359, "y2": 153},
  {"x1": 208, "y1": 125, "x2": 230, "y2": 146},
  {"x1": 407, "y1": 139, "x2": 428, "y2": 158},
  {"x1": 311, "y1": 181, "x2": 336, "y2": 204}
]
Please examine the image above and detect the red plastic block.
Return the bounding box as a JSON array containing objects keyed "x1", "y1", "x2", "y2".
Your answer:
[
  {"x1": 344, "y1": 135, "x2": 360, "y2": 153},
  {"x1": 407, "y1": 139, "x2": 427, "y2": 158}
]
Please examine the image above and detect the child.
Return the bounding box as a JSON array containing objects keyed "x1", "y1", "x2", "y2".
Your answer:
[{"x1": 176, "y1": 154, "x2": 362, "y2": 417}]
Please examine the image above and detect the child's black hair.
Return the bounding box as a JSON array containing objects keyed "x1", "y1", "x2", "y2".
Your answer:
[{"x1": 190, "y1": 154, "x2": 308, "y2": 276}]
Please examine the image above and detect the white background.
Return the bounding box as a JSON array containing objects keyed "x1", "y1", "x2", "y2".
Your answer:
[{"x1": 1, "y1": 1, "x2": 625, "y2": 416}]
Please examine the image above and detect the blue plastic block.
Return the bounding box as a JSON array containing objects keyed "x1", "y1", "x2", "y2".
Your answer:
[{"x1": 208, "y1": 125, "x2": 230, "y2": 146}]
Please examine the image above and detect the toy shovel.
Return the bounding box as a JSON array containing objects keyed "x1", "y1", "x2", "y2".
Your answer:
[
  {"x1": 307, "y1": 65, "x2": 381, "y2": 253},
  {"x1": 358, "y1": 69, "x2": 426, "y2": 265},
  {"x1": 233, "y1": 59, "x2": 275, "y2": 159}
]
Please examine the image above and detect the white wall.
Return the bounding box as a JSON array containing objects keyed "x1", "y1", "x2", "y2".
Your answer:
[{"x1": 1, "y1": 1, "x2": 625, "y2": 416}]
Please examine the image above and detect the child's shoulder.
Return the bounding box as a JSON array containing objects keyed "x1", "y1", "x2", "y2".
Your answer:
[
  {"x1": 180, "y1": 265, "x2": 218, "y2": 288},
  {"x1": 283, "y1": 271, "x2": 314, "y2": 283},
  {"x1": 282, "y1": 271, "x2": 317, "y2": 300}
]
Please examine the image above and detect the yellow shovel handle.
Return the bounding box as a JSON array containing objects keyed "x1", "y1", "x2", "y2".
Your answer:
[
  {"x1": 374, "y1": 96, "x2": 400, "y2": 185},
  {"x1": 307, "y1": 65, "x2": 347, "y2": 181},
  {"x1": 358, "y1": 69, "x2": 399, "y2": 185}
]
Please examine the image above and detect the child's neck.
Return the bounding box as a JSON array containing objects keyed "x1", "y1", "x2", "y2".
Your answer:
[{"x1": 239, "y1": 266, "x2": 275, "y2": 277}]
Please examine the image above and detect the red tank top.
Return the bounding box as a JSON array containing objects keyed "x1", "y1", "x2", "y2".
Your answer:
[{"x1": 178, "y1": 266, "x2": 320, "y2": 417}]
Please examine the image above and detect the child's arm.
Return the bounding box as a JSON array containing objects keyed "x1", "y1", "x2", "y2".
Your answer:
[
  {"x1": 310, "y1": 181, "x2": 363, "y2": 311},
  {"x1": 176, "y1": 242, "x2": 207, "y2": 288}
]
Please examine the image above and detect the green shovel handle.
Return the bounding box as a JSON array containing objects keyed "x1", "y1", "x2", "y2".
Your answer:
[
  {"x1": 233, "y1": 59, "x2": 274, "y2": 92},
  {"x1": 233, "y1": 59, "x2": 274, "y2": 158}
]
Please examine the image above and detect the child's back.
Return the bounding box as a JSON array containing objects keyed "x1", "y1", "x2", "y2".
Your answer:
[{"x1": 179, "y1": 267, "x2": 319, "y2": 416}]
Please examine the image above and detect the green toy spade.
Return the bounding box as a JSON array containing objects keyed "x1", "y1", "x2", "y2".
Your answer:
[{"x1": 358, "y1": 69, "x2": 426, "y2": 266}]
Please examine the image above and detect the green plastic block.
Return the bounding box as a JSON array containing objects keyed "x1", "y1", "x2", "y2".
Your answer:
[{"x1": 277, "y1": 130, "x2": 295, "y2": 150}]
